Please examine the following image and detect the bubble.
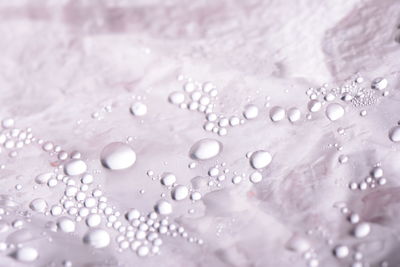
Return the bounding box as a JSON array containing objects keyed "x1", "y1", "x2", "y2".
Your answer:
[
  {"x1": 333, "y1": 245, "x2": 349, "y2": 258},
  {"x1": 100, "y1": 142, "x2": 136, "y2": 170},
  {"x1": 171, "y1": 185, "x2": 189, "y2": 201},
  {"x1": 287, "y1": 108, "x2": 301, "y2": 123},
  {"x1": 29, "y1": 198, "x2": 48, "y2": 213},
  {"x1": 57, "y1": 217, "x2": 76, "y2": 233},
  {"x1": 83, "y1": 228, "x2": 111, "y2": 248},
  {"x1": 64, "y1": 159, "x2": 87, "y2": 176},
  {"x1": 269, "y1": 106, "x2": 286, "y2": 122},
  {"x1": 243, "y1": 105, "x2": 259, "y2": 120},
  {"x1": 154, "y1": 200, "x2": 172, "y2": 215},
  {"x1": 86, "y1": 214, "x2": 101, "y2": 228},
  {"x1": 250, "y1": 150, "x2": 272, "y2": 169},
  {"x1": 249, "y1": 171, "x2": 263, "y2": 183},
  {"x1": 168, "y1": 92, "x2": 185, "y2": 105},
  {"x1": 353, "y1": 222, "x2": 371, "y2": 238},
  {"x1": 308, "y1": 100, "x2": 322, "y2": 112},
  {"x1": 371, "y1": 77, "x2": 388, "y2": 90},
  {"x1": 130, "y1": 102, "x2": 147, "y2": 117},
  {"x1": 11, "y1": 247, "x2": 38, "y2": 262},
  {"x1": 189, "y1": 138, "x2": 222, "y2": 161},
  {"x1": 325, "y1": 103, "x2": 345, "y2": 121},
  {"x1": 160, "y1": 172, "x2": 176, "y2": 187},
  {"x1": 389, "y1": 126, "x2": 400, "y2": 142}
]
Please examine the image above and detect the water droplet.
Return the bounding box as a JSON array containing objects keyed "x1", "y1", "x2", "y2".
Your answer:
[
  {"x1": 64, "y1": 159, "x2": 87, "y2": 176},
  {"x1": 249, "y1": 171, "x2": 263, "y2": 183},
  {"x1": 371, "y1": 77, "x2": 388, "y2": 90},
  {"x1": 325, "y1": 103, "x2": 345, "y2": 121},
  {"x1": 154, "y1": 200, "x2": 172, "y2": 215},
  {"x1": 100, "y1": 142, "x2": 136, "y2": 170},
  {"x1": 29, "y1": 198, "x2": 47, "y2": 213},
  {"x1": 287, "y1": 108, "x2": 301, "y2": 123},
  {"x1": 189, "y1": 138, "x2": 222, "y2": 161},
  {"x1": 57, "y1": 217, "x2": 76, "y2": 233},
  {"x1": 168, "y1": 92, "x2": 185, "y2": 105},
  {"x1": 285, "y1": 233, "x2": 310, "y2": 253},
  {"x1": 249, "y1": 150, "x2": 272, "y2": 169},
  {"x1": 160, "y1": 172, "x2": 176, "y2": 186},
  {"x1": 370, "y1": 167, "x2": 383, "y2": 179},
  {"x1": 137, "y1": 245, "x2": 150, "y2": 257},
  {"x1": 333, "y1": 245, "x2": 349, "y2": 258},
  {"x1": 130, "y1": 102, "x2": 147, "y2": 117},
  {"x1": 389, "y1": 126, "x2": 400, "y2": 142},
  {"x1": 83, "y1": 228, "x2": 111, "y2": 248},
  {"x1": 35, "y1": 173, "x2": 54, "y2": 184},
  {"x1": 11, "y1": 247, "x2": 38, "y2": 262},
  {"x1": 171, "y1": 185, "x2": 189, "y2": 201},
  {"x1": 269, "y1": 106, "x2": 286, "y2": 122},
  {"x1": 353, "y1": 222, "x2": 371, "y2": 238},
  {"x1": 308, "y1": 100, "x2": 322, "y2": 112},
  {"x1": 243, "y1": 105, "x2": 259, "y2": 120},
  {"x1": 86, "y1": 214, "x2": 101, "y2": 228},
  {"x1": 2, "y1": 118, "x2": 15, "y2": 129}
]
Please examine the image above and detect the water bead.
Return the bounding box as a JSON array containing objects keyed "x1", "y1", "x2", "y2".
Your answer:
[
  {"x1": 389, "y1": 126, "x2": 400, "y2": 142},
  {"x1": 100, "y1": 142, "x2": 136, "y2": 170},
  {"x1": 64, "y1": 159, "x2": 87, "y2": 176},
  {"x1": 249, "y1": 150, "x2": 272, "y2": 169},
  {"x1": 243, "y1": 105, "x2": 259, "y2": 120},
  {"x1": 83, "y1": 228, "x2": 111, "y2": 248},
  {"x1": 325, "y1": 103, "x2": 345, "y2": 121},
  {"x1": 130, "y1": 102, "x2": 147, "y2": 117},
  {"x1": 189, "y1": 138, "x2": 223, "y2": 161},
  {"x1": 171, "y1": 185, "x2": 189, "y2": 201},
  {"x1": 269, "y1": 106, "x2": 286, "y2": 122},
  {"x1": 371, "y1": 77, "x2": 388, "y2": 90},
  {"x1": 154, "y1": 200, "x2": 173, "y2": 215}
]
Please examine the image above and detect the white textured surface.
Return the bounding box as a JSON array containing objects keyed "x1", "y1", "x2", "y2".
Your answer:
[{"x1": 0, "y1": 1, "x2": 400, "y2": 267}]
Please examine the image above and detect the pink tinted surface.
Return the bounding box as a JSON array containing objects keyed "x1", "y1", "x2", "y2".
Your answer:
[{"x1": 0, "y1": 0, "x2": 400, "y2": 266}]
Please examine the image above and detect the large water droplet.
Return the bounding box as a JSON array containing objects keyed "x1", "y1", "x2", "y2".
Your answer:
[
  {"x1": 308, "y1": 100, "x2": 322, "y2": 112},
  {"x1": 64, "y1": 159, "x2": 87, "y2": 176},
  {"x1": 249, "y1": 150, "x2": 272, "y2": 169},
  {"x1": 29, "y1": 198, "x2": 47, "y2": 213},
  {"x1": 171, "y1": 185, "x2": 189, "y2": 201},
  {"x1": 269, "y1": 106, "x2": 285, "y2": 122},
  {"x1": 100, "y1": 142, "x2": 136, "y2": 170},
  {"x1": 243, "y1": 105, "x2": 259, "y2": 120},
  {"x1": 35, "y1": 173, "x2": 54, "y2": 184},
  {"x1": 353, "y1": 222, "x2": 371, "y2": 238},
  {"x1": 11, "y1": 247, "x2": 38, "y2": 262},
  {"x1": 287, "y1": 108, "x2": 301, "y2": 123},
  {"x1": 160, "y1": 172, "x2": 176, "y2": 187},
  {"x1": 371, "y1": 77, "x2": 388, "y2": 90},
  {"x1": 83, "y1": 228, "x2": 111, "y2": 248},
  {"x1": 389, "y1": 126, "x2": 400, "y2": 142},
  {"x1": 57, "y1": 217, "x2": 76, "y2": 233},
  {"x1": 130, "y1": 102, "x2": 147, "y2": 117},
  {"x1": 189, "y1": 138, "x2": 222, "y2": 161},
  {"x1": 325, "y1": 103, "x2": 345, "y2": 121},
  {"x1": 154, "y1": 200, "x2": 172, "y2": 215}
]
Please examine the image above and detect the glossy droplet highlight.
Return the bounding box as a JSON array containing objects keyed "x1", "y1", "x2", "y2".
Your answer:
[
  {"x1": 389, "y1": 126, "x2": 400, "y2": 142},
  {"x1": 189, "y1": 138, "x2": 222, "y2": 161},
  {"x1": 12, "y1": 247, "x2": 38, "y2": 262},
  {"x1": 83, "y1": 228, "x2": 111, "y2": 248},
  {"x1": 130, "y1": 102, "x2": 147, "y2": 117},
  {"x1": 325, "y1": 103, "x2": 345, "y2": 121},
  {"x1": 154, "y1": 200, "x2": 172, "y2": 215},
  {"x1": 250, "y1": 150, "x2": 272, "y2": 169},
  {"x1": 171, "y1": 185, "x2": 189, "y2": 201},
  {"x1": 287, "y1": 108, "x2": 301, "y2": 123},
  {"x1": 243, "y1": 105, "x2": 259, "y2": 120},
  {"x1": 100, "y1": 142, "x2": 136, "y2": 170},
  {"x1": 64, "y1": 159, "x2": 87, "y2": 176},
  {"x1": 269, "y1": 106, "x2": 285, "y2": 122}
]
